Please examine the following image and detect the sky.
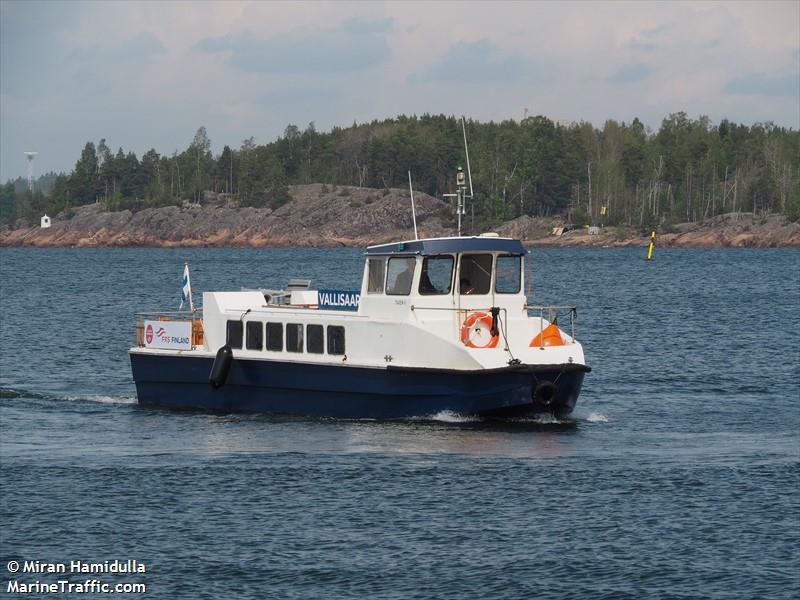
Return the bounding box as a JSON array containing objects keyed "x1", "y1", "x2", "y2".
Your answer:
[{"x1": 1, "y1": 0, "x2": 798, "y2": 181}]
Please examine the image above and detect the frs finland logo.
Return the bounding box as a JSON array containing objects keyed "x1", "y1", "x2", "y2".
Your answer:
[
  {"x1": 145, "y1": 324, "x2": 154, "y2": 344},
  {"x1": 155, "y1": 327, "x2": 166, "y2": 336}
]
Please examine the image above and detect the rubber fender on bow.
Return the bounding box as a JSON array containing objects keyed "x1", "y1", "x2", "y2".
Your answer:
[
  {"x1": 533, "y1": 381, "x2": 558, "y2": 406},
  {"x1": 460, "y1": 311, "x2": 500, "y2": 348},
  {"x1": 209, "y1": 345, "x2": 233, "y2": 388},
  {"x1": 530, "y1": 323, "x2": 565, "y2": 347}
]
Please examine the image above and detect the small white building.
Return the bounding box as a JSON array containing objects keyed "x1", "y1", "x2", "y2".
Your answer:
[{"x1": 40, "y1": 214, "x2": 51, "y2": 228}]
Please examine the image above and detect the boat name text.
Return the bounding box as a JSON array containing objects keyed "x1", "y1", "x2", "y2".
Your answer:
[{"x1": 318, "y1": 289, "x2": 360, "y2": 311}]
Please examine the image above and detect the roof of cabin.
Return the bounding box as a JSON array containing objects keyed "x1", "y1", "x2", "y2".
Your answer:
[{"x1": 365, "y1": 236, "x2": 527, "y2": 256}]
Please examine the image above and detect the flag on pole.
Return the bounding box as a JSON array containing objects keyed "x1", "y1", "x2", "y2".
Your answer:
[{"x1": 179, "y1": 263, "x2": 193, "y2": 311}]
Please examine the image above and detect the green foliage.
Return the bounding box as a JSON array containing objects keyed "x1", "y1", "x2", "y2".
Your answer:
[
  {"x1": 787, "y1": 178, "x2": 800, "y2": 222},
  {"x1": 2, "y1": 114, "x2": 798, "y2": 230},
  {"x1": 0, "y1": 182, "x2": 16, "y2": 223},
  {"x1": 72, "y1": 142, "x2": 99, "y2": 203},
  {"x1": 570, "y1": 207, "x2": 590, "y2": 227}
]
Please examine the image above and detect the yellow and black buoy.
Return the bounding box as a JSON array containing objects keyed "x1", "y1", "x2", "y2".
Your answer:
[{"x1": 646, "y1": 230, "x2": 656, "y2": 261}]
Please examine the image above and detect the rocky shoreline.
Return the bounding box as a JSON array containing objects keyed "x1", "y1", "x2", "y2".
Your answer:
[
  {"x1": 2, "y1": 184, "x2": 798, "y2": 248},
  {"x1": 496, "y1": 213, "x2": 800, "y2": 248}
]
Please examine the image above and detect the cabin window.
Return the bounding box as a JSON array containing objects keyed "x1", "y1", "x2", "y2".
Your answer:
[
  {"x1": 286, "y1": 323, "x2": 303, "y2": 353},
  {"x1": 327, "y1": 326, "x2": 346, "y2": 355},
  {"x1": 459, "y1": 254, "x2": 493, "y2": 295},
  {"x1": 307, "y1": 324, "x2": 324, "y2": 354},
  {"x1": 496, "y1": 255, "x2": 522, "y2": 294},
  {"x1": 266, "y1": 322, "x2": 283, "y2": 351},
  {"x1": 367, "y1": 258, "x2": 386, "y2": 294},
  {"x1": 419, "y1": 255, "x2": 454, "y2": 295},
  {"x1": 246, "y1": 321, "x2": 263, "y2": 350},
  {"x1": 226, "y1": 320, "x2": 243, "y2": 349},
  {"x1": 386, "y1": 257, "x2": 415, "y2": 295}
]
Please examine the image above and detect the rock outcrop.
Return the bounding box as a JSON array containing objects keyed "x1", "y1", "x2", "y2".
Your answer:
[
  {"x1": 2, "y1": 186, "x2": 798, "y2": 248},
  {"x1": 0, "y1": 184, "x2": 450, "y2": 248},
  {"x1": 517, "y1": 213, "x2": 800, "y2": 248}
]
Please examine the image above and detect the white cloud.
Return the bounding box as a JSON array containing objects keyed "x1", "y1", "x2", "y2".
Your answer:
[
  {"x1": 1, "y1": 0, "x2": 798, "y2": 180},
  {"x1": 195, "y1": 18, "x2": 393, "y2": 74}
]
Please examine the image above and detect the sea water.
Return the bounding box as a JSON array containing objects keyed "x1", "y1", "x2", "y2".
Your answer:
[{"x1": 1, "y1": 247, "x2": 798, "y2": 599}]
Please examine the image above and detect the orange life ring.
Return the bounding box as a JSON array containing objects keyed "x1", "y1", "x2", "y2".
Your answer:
[{"x1": 460, "y1": 311, "x2": 500, "y2": 348}]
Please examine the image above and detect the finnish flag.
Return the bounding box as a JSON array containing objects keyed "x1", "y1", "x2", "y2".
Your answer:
[{"x1": 179, "y1": 263, "x2": 193, "y2": 310}]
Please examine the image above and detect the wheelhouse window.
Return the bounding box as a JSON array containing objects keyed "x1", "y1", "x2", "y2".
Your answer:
[
  {"x1": 266, "y1": 322, "x2": 283, "y2": 351},
  {"x1": 367, "y1": 258, "x2": 386, "y2": 294},
  {"x1": 307, "y1": 324, "x2": 324, "y2": 354},
  {"x1": 459, "y1": 254, "x2": 493, "y2": 295},
  {"x1": 495, "y1": 255, "x2": 522, "y2": 294},
  {"x1": 286, "y1": 323, "x2": 303, "y2": 353},
  {"x1": 386, "y1": 257, "x2": 415, "y2": 295},
  {"x1": 327, "y1": 326, "x2": 345, "y2": 355},
  {"x1": 246, "y1": 321, "x2": 263, "y2": 350},
  {"x1": 226, "y1": 320, "x2": 243, "y2": 349},
  {"x1": 419, "y1": 255, "x2": 454, "y2": 295}
]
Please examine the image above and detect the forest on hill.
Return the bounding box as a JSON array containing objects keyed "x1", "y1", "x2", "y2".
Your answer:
[{"x1": 2, "y1": 112, "x2": 799, "y2": 230}]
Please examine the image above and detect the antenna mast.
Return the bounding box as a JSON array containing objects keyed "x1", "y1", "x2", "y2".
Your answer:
[
  {"x1": 442, "y1": 117, "x2": 475, "y2": 237},
  {"x1": 461, "y1": 117, "x2": 474, "y2": 199},
  {"x1": 443, "y1": 167, "x2": 467, "y2": 236},
  {"x1": 24, "y1": 152, "x2": 38, "y2": 191},
  {"x1": 442, "y1": 116, "x2": 475, "y2": 237},
  {"x1": 408, "y1": 171, "x2": 419, "y2": 240}
]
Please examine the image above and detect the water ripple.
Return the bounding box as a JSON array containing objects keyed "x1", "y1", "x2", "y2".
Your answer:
[{"x1": 1, "y1": 247, "x2": 798, "y2": 599}]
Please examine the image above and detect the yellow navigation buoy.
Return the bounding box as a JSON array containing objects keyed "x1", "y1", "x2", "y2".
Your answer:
[{"x1": 647, "y1": 230, "x2": 656, "y2": 260}]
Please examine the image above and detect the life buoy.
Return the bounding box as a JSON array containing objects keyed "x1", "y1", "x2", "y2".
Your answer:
[{"x1": 460, "y1": 311, "x2": 500, "y2": 348}]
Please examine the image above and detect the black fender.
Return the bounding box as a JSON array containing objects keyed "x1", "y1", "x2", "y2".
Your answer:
[
  {"x1": 533, "y1": 381, "x2": 558, "y2": 406},
  {"x1": 209, "y1": 345, "x2": 233, "y2": 388}
]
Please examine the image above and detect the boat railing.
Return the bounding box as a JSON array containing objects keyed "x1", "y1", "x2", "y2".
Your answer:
[
  {"x1": 410, "y1": 303, "x2": 579, "y2": 345},
  {"x1": 526, "y1": 305, "x2": 577, "y2": 344},
  {"x1": 134, "y1": 310, "x2": 204, "y2": 348}
]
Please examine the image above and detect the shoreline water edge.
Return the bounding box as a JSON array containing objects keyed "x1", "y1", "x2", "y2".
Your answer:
[{"x1": 2, "y1": 184, "x2": 799, "y2": 249}]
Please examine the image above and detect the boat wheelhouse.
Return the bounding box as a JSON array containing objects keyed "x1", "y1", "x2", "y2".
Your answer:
[{"x1": 129, "y1": 234, "x2": 590, "y2": 419}]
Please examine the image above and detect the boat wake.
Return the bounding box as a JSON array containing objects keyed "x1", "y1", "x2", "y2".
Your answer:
[
  {"x1": 522, "y1": 412, "x2": 568, "y2": 425},
  {"x1": 1, "y1": 387, "x2": 48, "y2": 400},
  {"x1": 585, "y1": 412, "x2": 609, "y2": 423},
  {"x1": 426, "y1": 410, "x2": 482, "y2": 423},
  {"x1": 65, "y1": 394, "x2": 137, "y2": 406},
  {"x1": 1, "y1": 387, "x2": 136, "y2": 406},
  {"x1": 418, "y1": 410, "x2": 579, "y2": 427}
]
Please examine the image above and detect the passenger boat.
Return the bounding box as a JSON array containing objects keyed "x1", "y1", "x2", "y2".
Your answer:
[{"x1": 129, "y1": 233, "x2": 591, "y2": 418}]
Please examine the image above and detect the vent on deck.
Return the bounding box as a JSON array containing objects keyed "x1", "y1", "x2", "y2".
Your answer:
[{"x1": 287, "y1": 279, "x2": 312, "y2": 290}]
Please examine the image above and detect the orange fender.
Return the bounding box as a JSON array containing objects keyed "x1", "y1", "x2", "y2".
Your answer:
[{"x1": 530, "y1": 323, "x2": 565, "y2": 347}]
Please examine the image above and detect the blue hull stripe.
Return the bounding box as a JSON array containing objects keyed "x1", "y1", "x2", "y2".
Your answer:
[{"x1": 130, "y1": 353, "x2": 586, "y2": 419}]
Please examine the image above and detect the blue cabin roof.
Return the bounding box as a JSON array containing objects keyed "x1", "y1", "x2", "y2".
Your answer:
[{"x1": 365, "y1": 236, "x2": 527, "y2": 256}]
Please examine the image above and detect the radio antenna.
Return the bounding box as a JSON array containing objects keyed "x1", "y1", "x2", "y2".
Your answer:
[
  {"x1": 461, "y1": 117, "x2": 474, "y2": 199},
  {"x1": 408, "y1": 170, "x2": 419, "y2": 240},
  {"x1": 443, "y1": 117, "x2": 476, "y2": 236}
]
